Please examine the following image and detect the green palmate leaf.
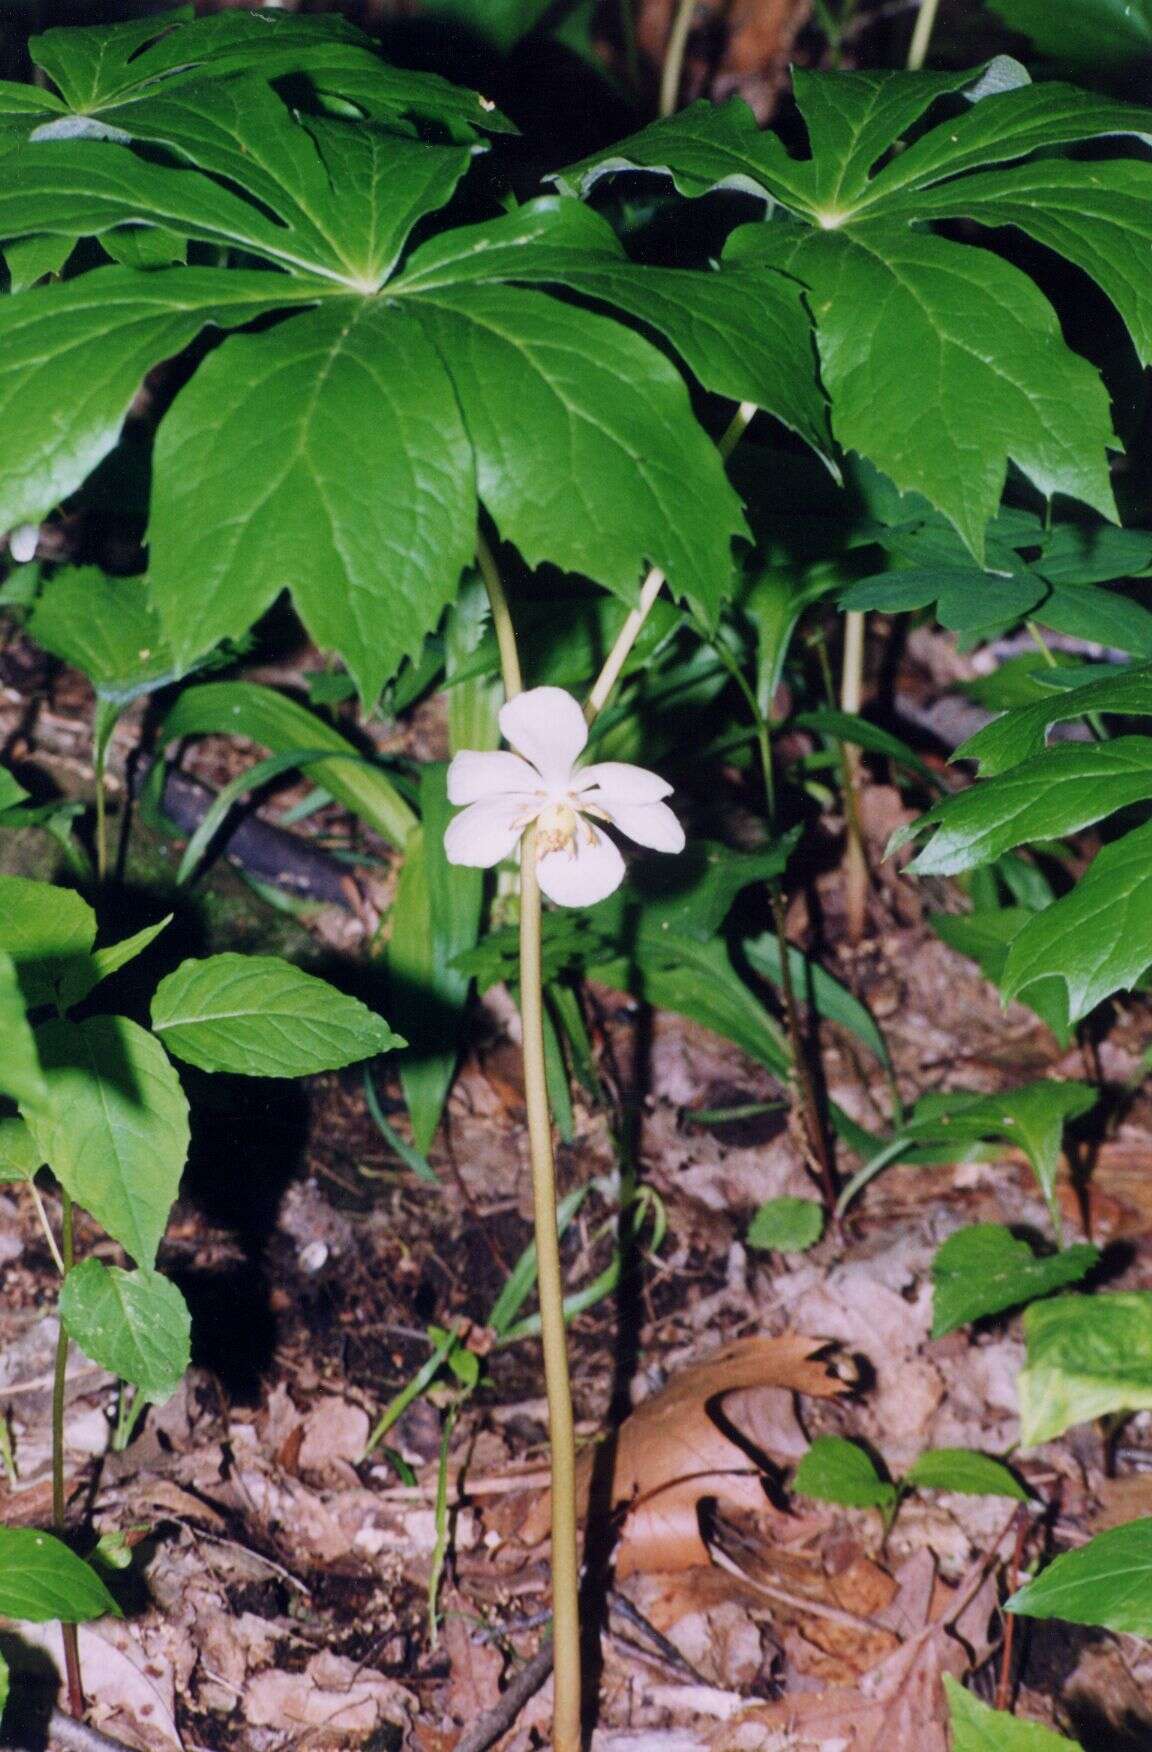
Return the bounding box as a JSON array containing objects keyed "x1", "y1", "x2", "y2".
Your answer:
[
  {"x1": 23, "y1": 7, "x2": 508, "y2": 141},
  {"x1": 1007, "y1": 1519, "x2": 1152, "y2": 1636},
  {"x1": 793, "y1": 1435, "x2": 896, "y2": 1510},
  {"x1": 958, "y1": 665, "x2": 1152, "y2": 774},
  {"x1": 1019, "y1": 1292, "x2": 1152, "y2": 1446},
  {"x1": 840, "y1": 566, "x2": 1046, "y2": 646},
  {"x1": 746, "y1": 1196, "x2": 824, "y2": 1253},
  {"x1": 0, "y1": 1527, "x2": 120, "y2": 1624},
  {"x1": 101, "y1": 224, "x2": 187, "y2": 272},
  {"x1": 1001, "y1": 820, "x2": 1152, "y2": 1025},
  {"x1": 932, "y1": 1225, "x2": 1099, "y2": 1338},
  {"x1": 397, "y1": 199, "x2": 830, "y2": 456},
  {"x1": 410, "y1": 283, "x2": 748, "y2": 628},
  {"x1": 730, "y1": 223, "x2": 1116, "y2": 561},
  {"x1": 561, "y1": 65, "x2": 1152, "y2": 558},
  {"x1": 944, "y1": 1676, "x2": 1082, "y2": 1750},
  {"x1": 0, "y1": 92, "x2": 474, "y2": 288},
  {"x1": 149, "y1": 300, "x2": 475, "y2": 704},
  {"x1": 5, "y1": 232, "x2": 72, "y2": 291},
  {"x1": 27, "y1": 1016, "x2": 189, "y2": 1267},
  {"x1": 1035, "y1": 582, "x2": 1152, "y2": 658},
  {"x1": 906, "y1": 160, "x2": 1152, "y2": 367},
  {"x1": 390, "y1": 767, "x2": 483, "y2": 1156},
  {"x1": 0, "y1": 875, "x2": 95, "y2": 1011},
  {"x1": 154, "y1": 682, "x2": 416, "y2": 849},
  {"x1": 30, "y1": 569, "x2": 176, "y2": 703},
  {"x1": 1030, "y1": 519, "x2": 1152, "y2": 586},
  {"x1": 904, "y1": 1448, "x2": 1027, "y2": 1499},
  {"x1": 0, "y1": 1118, "x2": 39, "y2": 1183},
  {"x1": 986, "y1": 0, "x2": 1152, "y2": 69},
  {"x1": 903, "y1": 738, "x2": 1152, "y2": 876},
  {"x1": 151, "y1": 954, "x2": 403, "y2": 1077},
  {"x1": 554, "y1": 68, "x2": 999, "y2": 204},
  {"x1": 0, "y1": 266, "x2": 318, "y2": 531},
  {"x1": 0, "y1": 950, "x2": 46, "y2": 1111},
  {"x1": 60, "y1": 1258, "x2": 190, "y2": 1402}
]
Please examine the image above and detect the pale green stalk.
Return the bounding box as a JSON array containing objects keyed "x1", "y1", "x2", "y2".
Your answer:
[
  {"x1": 659, "y1": 0, "x2": 696, "y2": 117},
  {"x1": 476, "y1": 527, "x2": 523, "y2": 698},
  {"x1": 518, "y1": 826, "x2": 581, "y2": 1751},
  {"x1": 475, "y1": 531, "x2": 582, "y2": 1751},
  {"x1": 906, "y1": 0, "x2": 943, "y2": 70}
]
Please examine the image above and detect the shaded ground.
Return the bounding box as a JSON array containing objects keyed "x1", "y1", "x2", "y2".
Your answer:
[{"x1": 3, "y1": 631, "x2": 1152, "y2": 1752}]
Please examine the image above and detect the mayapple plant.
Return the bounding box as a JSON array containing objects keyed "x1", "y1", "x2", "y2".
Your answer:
[
  {"x1": 4, "y1": 1, "x2": 1152, "y2": 1742},
  {"x1": 0, "y1": 871, "x2": 402, "y2": 1716}
]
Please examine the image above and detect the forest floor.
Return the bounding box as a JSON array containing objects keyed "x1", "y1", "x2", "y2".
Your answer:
[{"x1": 2, "y1": 627, "x2": 1152, "y2": 1752}]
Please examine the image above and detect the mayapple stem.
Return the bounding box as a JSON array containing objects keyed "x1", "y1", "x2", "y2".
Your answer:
[
  {"x1": 476, "y1": 529, "x2": 581, "y2": 1748},
  {"x1": 906, "y1": 0, "x2": 943, "y2": 70},
  {"x1": 520, "y1": 826, "x2": 582, "y2": 1750},
  {"x1": 476, "y1": 527, "x2": 523, "y2": 699},
  {"x1": 659, "y1": 0, "x2": 696, "y2": 116}
]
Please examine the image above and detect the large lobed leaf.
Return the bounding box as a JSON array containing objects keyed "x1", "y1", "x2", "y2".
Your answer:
[
  {"x1": 901, "y1": 738, "x2": 1152, "y2": 876},
  {"x1": 6, "y1": 7, "x2": 509, "y2": 143},
  {"x1": 558, "y1": 63, "x2": 1152, "y2": 559},
  {"x1": 0, "y1": 176, "x2": 777, "y2": 700}
]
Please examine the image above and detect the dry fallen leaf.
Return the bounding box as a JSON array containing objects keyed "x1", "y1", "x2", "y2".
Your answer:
[
  {"x1": 526, "y1": 1335, "x2": 845, "y2": 1574},
  {"x1": 244, "y1": 1648, "x2": 411, "y2": 1743}
]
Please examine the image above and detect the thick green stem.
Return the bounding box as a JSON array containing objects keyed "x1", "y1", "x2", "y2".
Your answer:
[
  {"x1": 659, "y1": 0, "x2": 696, "y2": 116},
  {"x1": 520, "y1": 826, "x2": 582, "y2": 1751},
  {"x1": 906, "y1": 0, "x2": 942, "y2": 68},
  {"x1": 474, "y1": 534, "x2": 581, "y2": 1747},
  {"x1": 476, "y1": 527, "x2": 523, "y2": 699},
  {"x1": 51, "y1": 1192, "x2": 85, "y2": 1719}
]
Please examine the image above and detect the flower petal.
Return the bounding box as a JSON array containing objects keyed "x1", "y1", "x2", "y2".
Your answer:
[
  {"x1": 447, "y1": 749, "x2": 541, "y2": 806},
  {"x1": 536, "y1": 827, "x2": 625, "y2": 906},
  {"x1": 499, "y1": 686, "x2": 587, "y2": 786},
  {"x1": 602, "y1": 798, "x2": 686, "y2": 854},
  {"x1": 575, "y1": 761, "x2": 673, "y2": 805},
  {"x1": 444, "y1": 796, "x2": 528, "y2": 868}
]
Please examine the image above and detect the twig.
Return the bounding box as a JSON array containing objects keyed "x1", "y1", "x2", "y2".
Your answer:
[{"x1": 454, "y1": 1638, "x2": 556, "y2": 1752}]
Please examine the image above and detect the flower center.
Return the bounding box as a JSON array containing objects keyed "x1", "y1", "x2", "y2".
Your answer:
[{"x1": 536, "y1": 796, "x2": 594, "y2": 858}]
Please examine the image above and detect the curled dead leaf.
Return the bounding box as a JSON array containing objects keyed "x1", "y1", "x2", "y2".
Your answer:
[{"x1": 525, "y1": 1334, "x2": 846, "y2": 1574}]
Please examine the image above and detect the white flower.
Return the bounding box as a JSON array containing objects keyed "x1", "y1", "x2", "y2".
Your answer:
[{"x1": 444, "y1": 685, "x2": 685, "y2": 906}]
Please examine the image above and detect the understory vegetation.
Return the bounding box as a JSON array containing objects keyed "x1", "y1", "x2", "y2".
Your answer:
[{"x1": 2, "y1": 1, "x2": 1152, "y2": 1748}]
